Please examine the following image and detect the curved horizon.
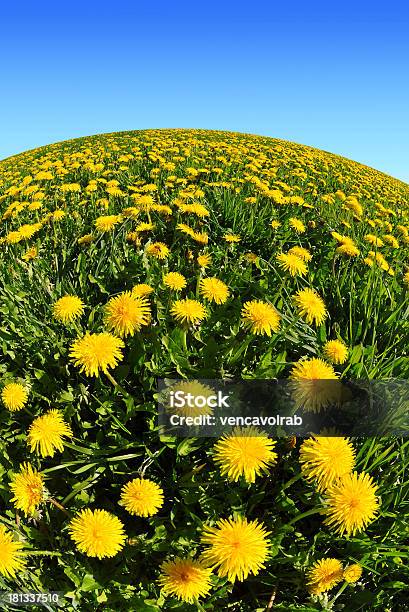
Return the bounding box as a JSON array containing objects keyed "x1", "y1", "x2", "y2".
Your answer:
[{"x1": 1, "y1": 128, "x2": 408, "y2": 187}]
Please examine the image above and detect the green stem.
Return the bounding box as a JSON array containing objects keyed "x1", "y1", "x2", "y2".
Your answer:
[
  {"x1": 22, "y1": 405, "x2": 35, "y2": 418},
  {"x1": 23, "y1": 550, "x2": 62, "y2": 557},
  {"x1": 105, "y1": 371, "x2": 131, "y2": 398},
  {"x1": 0, "y1": 516, "x2": 20, "y2": 529},
  {"x1": 71, "y1": 319, "x2": 83, "y2": 337},
  {"x1": 327, "y1": 581, "x2": 348, "y2": 606},
  {"x1": 105, "y1": 370, "x2": 118, "y2": 387},
  {"x1": 281, "y1": 472, "x2": 303, "y2": 492},
  {"x1": 286, "y1": 507, "x2": 322, "y2": 526},
  {"x1": 181, "y1": 328, "x2": 188, "y2": 353},
  {"x1": 48, "y1": 497, "x2": 72, "y2": 518}
]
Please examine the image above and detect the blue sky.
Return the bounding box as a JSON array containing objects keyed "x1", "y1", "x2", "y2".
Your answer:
[{"x1": 1, "y1": 1, "x2": 408, "y2": 182}]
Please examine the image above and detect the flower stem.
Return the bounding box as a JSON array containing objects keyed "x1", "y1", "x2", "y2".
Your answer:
[
  {"x1": 105, "y1": 371, "x2": 131, "y2": 398},
  {"x1": 105, "y1": 370, "x2": 118, "y2": 387},
  {"x1": 48, "y1": 497, "x2": 72, "y2": 518},
  {"x1": 286, "y1": 507, "x2": 323, "y2": 526},
  {"x1": 328, "y1": 581, "x2": 348, "y2": 606},
  {"x1": 22, "y1": 406, "x2": 35, "y2": 418},
  {"x1": 0, "y1": 516, "x2": 20, "y2": 529},
  {"x1": 23, "y1": 550, "x2": 62, "y2": 557},
  {"x1": 281, "y1": 472, "x2": 303, "y2": 492}
]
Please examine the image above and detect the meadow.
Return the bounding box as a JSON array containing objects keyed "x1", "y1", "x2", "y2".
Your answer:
[{"x1": 0, "y1": 129, "x2": 408, "y2": 611}]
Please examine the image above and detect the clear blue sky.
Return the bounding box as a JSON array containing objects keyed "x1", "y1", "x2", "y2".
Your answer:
[{"x1": 1, "y1": 1, "x2": 408, "y2": 183}]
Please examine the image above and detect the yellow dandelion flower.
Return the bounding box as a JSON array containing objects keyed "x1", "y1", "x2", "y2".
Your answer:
[
  {"x1": 403, "y1": 271, "x2": 409, "y2": 286},
  {"x1": 27, "y1": 201, "x2": 43, "y2": 211},
  {"x1": 152, "y1": 204, "x2": 172, "y2": 215},
  {"x1": 9, "y1": 462, "x2": 45, "y2": 516},
  {"x1": 135, "y1": 221, "x2": 155, "y2": 232},
  {"x1": 397, "y1": 225, "x2": 409, "y2": 236},
  {"x1": 290, "y1": 358, "x2": 340, "y2": 412},
  {"x1": 163, "y1": 272, "x2": 187, "y2": 291},
  {"x1": 53, "y1": 295, "x2": 85, "y2": 324},
  {"x1": 177, "y1": 223, "x2": 195, "y2": 237},
  {"x1": 135, "y1": 194, "x2": 155, "y2": 210},
  {"x1": 52, "y1": 209, "x2": 65, "y2": 221},
  {"x1": 106, "y1": 185, "x2": 125, "y2": 197},
  {"x1": 85, "y1": 181, "x2": 98, "y2": 194},
  {"x1": 323, "y1": 339, "x2": 348, "y2": 364},
  {"x1": 299, "y1": 436, "x2": 355, "y2": 491},
  {"x1": 244, "y1": 252, "x2": 258, "y2": 263},
  {"x1": 6, "y1": 231, "x2": 23, "y2": 244},
  {"x1": 268, "y1": 189, "x2": 285, "y2": 204},
  {"x1": 276, "y1": 253, "x2": 308, "y2": 277},
  {"x1": 69, "y1": 509, "x2": 126, "y2": 559},
  {"x1": 223, "y1": 233, "x2": 241, "y2": 243},
  {"x1": 197, "y1": 253, "x2": 212, "y2": 268},
  {"x1": 294, "y1": 288, "x2": 327, "y2": 326},
  {"x1": 35, "y1": 170, "x2": 53, "y2": 181},
  {"x1": 140, "y1": 183, "x2": 157, "y2": 193},
  {"x1": 22, "y1": 246, "x2": 38, "y2": 261},
  {"x1": 132, "y1": 283, "x2": 154, "y2": 297},
  {"x1": 307, "y1": 558, "x2": 344, "y2": 594},
  {"x1": 191, "y1": 230, "x2": 209, "y2": 245},
  {"x1": 270, "y1": 220, "x2": 281, "y2": 230},
  {"x1": 199, "y1": 277, "x2": 229, "y2": 304},
  {"x1": 78, "y1": 234, "x2": 94, "y2": 245},
  {"x1": 383, "y1": 234, "x2": 399, "y2": 248},
  {"x1": 323, "y1": 472, "x2": 379, "y2": 536},
  {"x1": 17, "y1": 224, "x2": 36, "y2": 239},
  {"x1": 201, "y1": 516, "x2": 270, "y2": 582},
  {"x1": 27, "y1": 409, "x2": 72, "y2": 457},
  {"x1": 159, "y1": 558, "x2": 212, "y2": 603},
  {"x1": 289, "y1": 218, "x2": 306, "y2": 233},
  {"x1": 105, "y1": 292, "x2": 151, "y2": 337},
  {"x1": 364, "y1": 234, "x2": 384, "y2": 247},
  {"x1": 288, "y1": 246, "x2": 312, "y2": 262},
  {"x1": 95, "y1": 215, "x2": 122, "y2": 232},
  {"x1": 331, "y1": 231, "x2": 344, "y2": 242},
  {"x1": 60, "y1": 182, "x2": 81, "y2": 193},
  {"x1": 372, "y1": 252, "x2": 390, "y2": 271},
  {"x1": 337, "y1": 242, "x2": 360, "y2": 257},
  {"x1": 0, "y1": 525, "x2": 26, "y2": 579},
  {"x1": 241, "y1": 300, "x2": 280, "y2": 336},
  {"x1": 178, "y1": 202, "x2": 210, "y2": 218},
  {"x1": 344, "y1": 196, "x2": 363, "y2": 217},
  {"x1": 1, "y1": 382, "x2": 29, "y2": 412},
  {"x1": 70, "y1": 332, "x2": 125, "y2": 377},
  {"x1": 171, "y1": 299, "x2": 207, "y2": 325},
  {"x1": 343, "y1": 564, "x2": 363, "y2": 583},
  {"x1": 122, "y1": 206, "x2": 139, "y2": 219},
  {"x1": 145, "y1": 242, "x2": 170, "y2": 259},
  {"x1": 213, "y1": 427, "x2": 277, "y2": 483},
  {"x1": 120, "y1": 478, "x2": 164, "y2": 517}
]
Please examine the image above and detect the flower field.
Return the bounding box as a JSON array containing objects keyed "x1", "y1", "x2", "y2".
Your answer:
[{"x1": 0, "y1": 129, "x2": 408, "y2": 611}]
